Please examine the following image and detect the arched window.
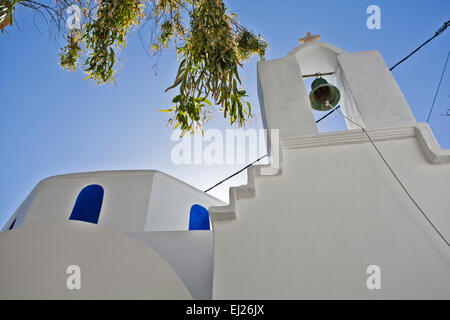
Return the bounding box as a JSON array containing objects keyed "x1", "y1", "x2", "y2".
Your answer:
[
  {"x1": 8, "y1": 219, "x2": 16, "y2": 230},
  {"x1": 189, "y1": 204, "x2": 210, "y2": 230},
  {"x1": 69, "y1": 184, "x2": 104, "y2": 224}
]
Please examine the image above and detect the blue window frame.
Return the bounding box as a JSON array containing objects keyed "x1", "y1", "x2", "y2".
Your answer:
[
  {"x1": 189, "y1": 204, "x2": 210, "y2": 230},
  {"x1": 69, "y1": 184, "x2": 104, "y2": 224}
]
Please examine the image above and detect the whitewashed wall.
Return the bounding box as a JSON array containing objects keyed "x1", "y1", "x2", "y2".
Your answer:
[
  {"x1": 0, "y1": 220, "x2": 192, "y2": 299},
  {"x1": 212, "y1": 42, "x2": 450, "y2": 299},
  {"x1": 2, "y1": 170, "x2": 224, "y2": 233},
  {"x1": 212, "y1": 131, "x2": 450, "y2": 299}
]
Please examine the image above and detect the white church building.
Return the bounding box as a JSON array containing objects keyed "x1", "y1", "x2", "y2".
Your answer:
[{"x1": 1, "y1": 40, "x2": 449, "y2": 299}]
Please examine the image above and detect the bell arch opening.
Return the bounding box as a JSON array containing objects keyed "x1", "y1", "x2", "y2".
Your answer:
[
  {"x1": 292, "y1": 43, "x2": 363, "y2": 132},
  {"x1": 303, "y1": 75, "x2": 347, "y2": 133}
]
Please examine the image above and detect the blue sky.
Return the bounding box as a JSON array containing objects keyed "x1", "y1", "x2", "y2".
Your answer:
[{"x1": 0, "y1": 0, "x2": 449, "y2": 227}]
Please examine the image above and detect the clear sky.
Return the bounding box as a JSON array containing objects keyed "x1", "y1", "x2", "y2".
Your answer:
[{"x1": 1, "y1": 0, "x2": 449, "y2": 228}]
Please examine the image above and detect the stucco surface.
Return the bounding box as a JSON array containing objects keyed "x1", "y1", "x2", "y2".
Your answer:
[
  {"x1": 0, "y1": 220, "x2": 192, "y2": 299},
  {"x1": 213, "y1": 136, "x2": 450, "y2": 299}
]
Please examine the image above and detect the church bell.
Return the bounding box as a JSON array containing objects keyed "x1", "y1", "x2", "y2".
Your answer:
[{"x1": 309, "y1": 77, "x2": 341, "y2": 111}]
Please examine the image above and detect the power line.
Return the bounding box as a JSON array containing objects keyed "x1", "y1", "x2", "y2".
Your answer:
[
  {"x1": 205, "y1": 102, "x2": 450, "y2": 246},
  {"x1": 204, "y1": 20, "x2": 450, "y2": 193},
  {"x1": 390, "y1": 20, "x2": 449, "y2": 72},
  {"x1": 324, "y1": 19, "x2": 450, "y2": 120},
  {"x1": 426, "y1": 49, "x2": 450, "y2": 123},
  {"x1": 329, "y1": 104, "x2": 449, "y2": 247},
  {"x1": 203, "y1": 112, "x2": 327, "y2": 193},
  {"x1": 204, "y1": 154, "x2": 267, "y2": 193},
  {"x1": 315, "y1": 105, "x2": 341, "y2": 123},
  {"x1": 206, "y1": 104, "x2": 450, "y2": 246}
]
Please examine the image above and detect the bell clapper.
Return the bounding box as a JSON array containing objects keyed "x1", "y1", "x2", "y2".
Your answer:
[{"x1": 309, "y1": 77, "x2": 341, "y2": 111}]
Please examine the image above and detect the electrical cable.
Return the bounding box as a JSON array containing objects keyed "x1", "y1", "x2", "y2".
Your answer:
[
  {"x1": 203, "y1": 111, "x2": 337, "y2": 192},
  {"x1": 324, "y1": 20, "x2": 450, "y2": 120},
  {"x1": 204, "y1": 154, "x2": 267, "y2": 193},
  {"x1": 326, "y1": 102, "x2": 450, "y2": 247},
  {"x1": 390, "y1": 20, "x2": 449, "y2": 72},
  {"x1": 205, "y1": 20, "x2": 450, "y2": 195},
  {"x1": 426, "y1": 49, "x2": 450, "y2": 123}
]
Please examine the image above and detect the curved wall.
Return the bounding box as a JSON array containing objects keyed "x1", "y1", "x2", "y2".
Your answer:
[
  {"x1": 0, "y1": 220, "x2": 192, "y2": 299},
  {"x1": 2, "y1": 170, "x2": 224, "y2": 233}
]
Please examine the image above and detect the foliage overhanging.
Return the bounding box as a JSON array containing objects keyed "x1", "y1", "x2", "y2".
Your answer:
[{"x1": 1, "y1": 0, "x2": 268, "y2": 134}]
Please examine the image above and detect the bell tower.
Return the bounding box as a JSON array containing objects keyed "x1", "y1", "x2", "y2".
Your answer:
[{"x1": 257, "y1": 36, "x2": 417, "y2": 138}]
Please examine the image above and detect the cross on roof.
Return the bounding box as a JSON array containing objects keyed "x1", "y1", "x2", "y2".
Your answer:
[{"x1": 299, "y1": 32, "x2": 321, "y2": 44}]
